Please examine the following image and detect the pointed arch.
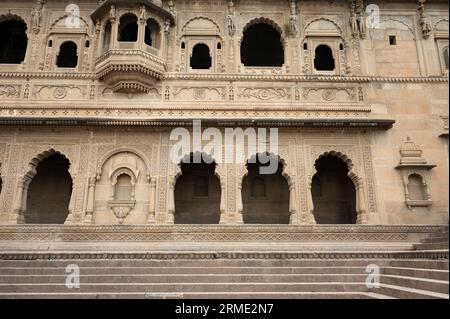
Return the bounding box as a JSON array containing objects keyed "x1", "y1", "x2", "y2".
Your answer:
[{"x1": 96, "y1": 147, "x2": 151, "y2": 179}]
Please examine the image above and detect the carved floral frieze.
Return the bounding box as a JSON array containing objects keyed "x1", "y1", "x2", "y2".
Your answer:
[{"x1": 238, "y1": 87, "x2": 291, "y2": 101}]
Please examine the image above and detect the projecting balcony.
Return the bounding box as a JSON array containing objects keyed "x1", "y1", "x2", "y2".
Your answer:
[
  {"x1": 95, "y1": 48, "x2": 165, "y2": 94},
  {"x1": 91, "y1": 0, "x2": 175, "y2": 93}
]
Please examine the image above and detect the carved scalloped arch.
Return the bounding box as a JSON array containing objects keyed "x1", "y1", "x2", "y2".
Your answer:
[
  {"x1": 242, "y1": 17, "x2": 284, "y2": 38},
  {"x1": 240, "y1": 152, "x2": 293, "y2": 186},
  {"x1": 96, "y1": 147, "x2": 151, "y2": 178},
  {"x1": 49, "y1": 14, "x2": 90, "y2": 32},
  {"x1": 181, "y1": 16, "x2": 222, "y2": 35},
  {"x1": 173, "y1": 151, "x2": 222, "y2": 184},
  {"x1": 26, "y1": 148, "x2": 72, "y2": 181},
  {"x1": 0, "y1": 13, "x2": 27, "y2": 25},
  {"x1": 434, "y1": 18, "x2": 449, "y2": 30},
  {"x1": 304, "y1": 17, "x2": 343, "y2": 35},
  {"x1": 315, "y1": 150, "x2": 362, "y2": 186},
  {"x1": 379, "y1": 17, "x2": 415, "y2": 36}
]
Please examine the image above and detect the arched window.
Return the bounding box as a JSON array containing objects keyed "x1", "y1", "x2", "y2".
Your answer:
[
  {"x1": 314, "y1": 45, "x2": 335, "y2": 71},
  {"x1": 444, "y1": 46, "x2": 449, "y2": 71},
  {"x1": 56, "y1": 41, "x2": 78, "y2": 68},
  {"x1": 190, "y1": 43, "x2": 211, "y2": 69},
  {"x1": 0, "y1": 19, "x2": 28, "y2": 64},
  {"x1": 114, "y1": 174, "x2": 133, "y2": 201},
  {"x1": 118, "y1": 14, "x2": 138, "y2": 42},
  {"x1": 407, "y1": 174, "x2": 427, "y2": 201},
  {"x1": 194, "y1": 176, "x2": 209, "y2": 197},
  {"x1": 241, "y1": 23, "x2": 284, "y2": 67},
  {"x1": 144, "y1": 19, "x2": 161, "y2": 48},
  {"x1": 251, "y1": 177, "x2": 266, "y2": 198}
]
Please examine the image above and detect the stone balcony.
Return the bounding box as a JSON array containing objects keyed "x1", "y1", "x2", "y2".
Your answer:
[{"x1": 95, "y1": 48, "x2": 166, "y2": 94}]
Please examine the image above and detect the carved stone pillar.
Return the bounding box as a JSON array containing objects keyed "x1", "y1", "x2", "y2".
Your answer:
[
  {"x1": 110, "y1": 21, "x2": 118, "y2": 50},
  {"x1": 304, "y1": 176, "x2": 317, "y2": 224},
  {"x1": 356, "y1": 179, "x2": 369, "y2": 224},
  {"x1": 167, "y1": 180, "x2": 175, "y2": 224},
  {"x1": 288, "y1": 182, "x2": 300, "y2": 224},
  {"x1": 137, "y1": 16, "x2": 146, "y2": 50},
  {"x1": 11, "y1": 177, "x2": 26, "y2": 224},
  {"x1": 65, "y1": 175, "x2": 77, "y2": 224},
  {"x1": 147, "y1": 177, "x2": 157, "y2": 224},
  {"x1": 83, "y1": 177, "x2": 96, "y2": 224}
]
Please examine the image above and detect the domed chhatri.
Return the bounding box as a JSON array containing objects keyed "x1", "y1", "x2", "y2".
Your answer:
[{"x1": 400, "y1": 137, "x2": 423, "y2": 158}]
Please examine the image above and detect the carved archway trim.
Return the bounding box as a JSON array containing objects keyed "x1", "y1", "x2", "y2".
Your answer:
[
  {"x1": 181, "y1": 16, "x2": 222, "y2": 36},
  {"x1": 242, "y1": 17, "x2": 284, "y2": 40},
  {"x1": 25, "y1": 148, "x2": 73, "y2": 184},
  {"x1": 96, "y1": 147, "x2": 151, "y2": 178},
  {"x1": 0, "y1": 13, "x2": 27, "y2": 24}
]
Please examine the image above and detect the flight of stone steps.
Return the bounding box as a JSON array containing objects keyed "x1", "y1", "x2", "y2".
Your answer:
[
  {"x1": 414, "y1": 229, "x2": 449, "y2": 251},
  {"x1": 0, "y1": 256, "x2": 448, "y2": 299}
]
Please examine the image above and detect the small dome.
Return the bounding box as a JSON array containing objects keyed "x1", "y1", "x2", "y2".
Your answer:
[{"x1": 400, "y1": 137, "x2": 423, "y2": 157}]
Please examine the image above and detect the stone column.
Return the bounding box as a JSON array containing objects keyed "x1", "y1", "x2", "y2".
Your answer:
[
  {"x1": 220, "y1": 181, "x2": 226, "y2": 215},
  {"x1": 356, "y1": 179, "x2": 368, "y2": 224},
  {"x1": 65, "y1": 175, "x2": 77, "y2": 224},
  {"x1": 167, "y1": 180, "x2": 175, "y2": 224},
  {"x1": 110, "y1": 20, "x2": 118, "y2": 50},
  {"x1": 304, "y1": 176, "x2": 317, "y2": 224},
  {"x1": 147, "y1": 177, "x2": 156, "y2": 224},
  {"x1": 288, "y1": 182, "x2": 299, "y2": 224},
  {"x1": 83, "y1": 177, "x2": 96, "y2": 224},
  {"x1": 11, "y1": 177, "x2": 26, "y2": 224},
  {"x1": 138, "y1": 17, "x2": 146, "y2": 50}
]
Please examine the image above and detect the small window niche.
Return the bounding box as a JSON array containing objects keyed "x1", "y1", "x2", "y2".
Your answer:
[
  {"x1": 389, "y1": 35, "x2": 397, "y2": 46},
  {"x1": 396, "y1": 137, "x2": 436, "y2": 210},
  {"x1": 108, "y1": 168, "x2": 137, "y2": 224}
]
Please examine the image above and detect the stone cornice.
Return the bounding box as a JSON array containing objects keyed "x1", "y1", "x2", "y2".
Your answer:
[
  {"x1": 0, "y1": 72, "x2": 448, "y2": 83},
  {"x1": 0, "y1": 225, "x2": 445, "y2": 243},
  {"x1": 0, "y1": 251, "x2": 448, "y2": 261},
  {"x1": 0, "y1": 117, "x2": 396, "y2": 129}
]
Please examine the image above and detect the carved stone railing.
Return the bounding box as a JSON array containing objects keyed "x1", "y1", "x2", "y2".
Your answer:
[{"x1": 95, "y1": 49, "x2": 165, "y2": 93}]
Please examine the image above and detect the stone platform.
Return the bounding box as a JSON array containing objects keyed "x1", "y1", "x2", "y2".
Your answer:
[{"x1": 0, "y1": 225, "x2": 448, "y2": 299}]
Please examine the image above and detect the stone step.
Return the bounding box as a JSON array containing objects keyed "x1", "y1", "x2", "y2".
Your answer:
[
  {"x1": 0, "y1": 274, "x2": 372, "y2": 284},
  {"x1": 415, "y1": 242, "x2": 449, "y2": 250},
  {"x1": 1, "y1": 259, "x2": 447, "y2": 269},
  {"x1": 375, "y1": 284, "x2": 449, "y2": 299},
  {"x1": 0, "y1": 282, "x2": 371, "y2": 294},
  {"x1": 422, "y1": 236, "x2": 449, "y2": 244},
  {"x1": 381, "y1": 275, "x2": 449, "y2": 294},
  {"x1": 0, "y1": 266, "x2": 372, "y2": 276},
  {"x1": 0, "y1": 291, "x2": 392, "y2": 299},
  {"x1": 383, "y1": 267, "x2": 449, "y2": 281},
  {"x1": 1, "y1": 266, "x2": 446, "y2": 279}
]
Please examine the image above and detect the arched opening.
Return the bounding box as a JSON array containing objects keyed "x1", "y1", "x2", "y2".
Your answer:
[
  {"x1": 103, "y1": 21, "x2": 112, "y2": 53},
  {"x1": 118, "y1": 14, "x2": 138, "y2": 42},
  {"x1": 242, "y1": 155, "x2": 290, "y2": 224},
  {"x1": 114, "y1": 174, "x2": 133, "y2": 201},
  {"x1": 174, "y1": 154, "x2": 221, "y2": 224},
  {"x1": 24, "y1": 154, "x2": 73, "y2": 224},
  {"x1": 241, "y1": 23, "x2": 284, "y2": 67},
  {"x1": 56, "y1": 41, "x2": 78, "y2": 68},
  {"x1": 0, "y1": 19, "x2": 28, "y2": 64},
  {"x1": 144, "y1": 18, "x2": 161, "y2": 48},
  {"x1": 407, "y1": 174, "x2": 427, "y2": 201},
  {"x1": 314, "y1": 45, "x2": 335, "y2": 71},
  {"x1": 443, "y1": 46, "x2": 449, "y2": 71},
  {"x1": 190, "y1": 43, "x2": 212, "y2": 69},
  {"x1": 312, "y1": 156, "x2": 356, "y2": 224}
]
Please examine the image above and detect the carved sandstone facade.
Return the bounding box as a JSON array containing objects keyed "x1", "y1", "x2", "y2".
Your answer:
[{"x1": 0, "y1": 0, "x2": 448, "y2": 226}]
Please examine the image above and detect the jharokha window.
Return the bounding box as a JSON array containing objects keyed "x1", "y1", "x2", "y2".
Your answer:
[{"x1": 56, "y1": 41, "x2": 78, "y2": 68}]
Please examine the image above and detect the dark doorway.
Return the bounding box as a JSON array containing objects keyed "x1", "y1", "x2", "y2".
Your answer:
[
  {"x1": 0, "y1": 19, "x2": 28, "y2": 64},
  {"x1": 118, "y1": 14, "x2": 138, "y2": 42},
  {"x1": 144, "y1": 19, "x2": 161, "y2": 48},
  {"x1": 241, "y1": 23, "x2": 284, "y2": 67},
  {"x1": 174, "y1": 154, "x2": 221, "y2": 224},
  {"x1": 242, "y1": 155, "x2": 290, "y2": 224},
  {"x1": 312, "y1": 156, "x2": 356, "y2": 224},
  {"x1": 56, "y1": 41, "x2": 78, "y2": 68},
  {"x1": 190, "y1": 43, "x2": 212, "y2": 69},
  {"x1": 103, "y1": 21, "x2": 112, "y2": 53},
  {"x1": 24, "y1": 154, "x2": 73, "y2": 224},
  {"x1": 314, "y1": 45, "x2": 335, "y2": 71}
]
